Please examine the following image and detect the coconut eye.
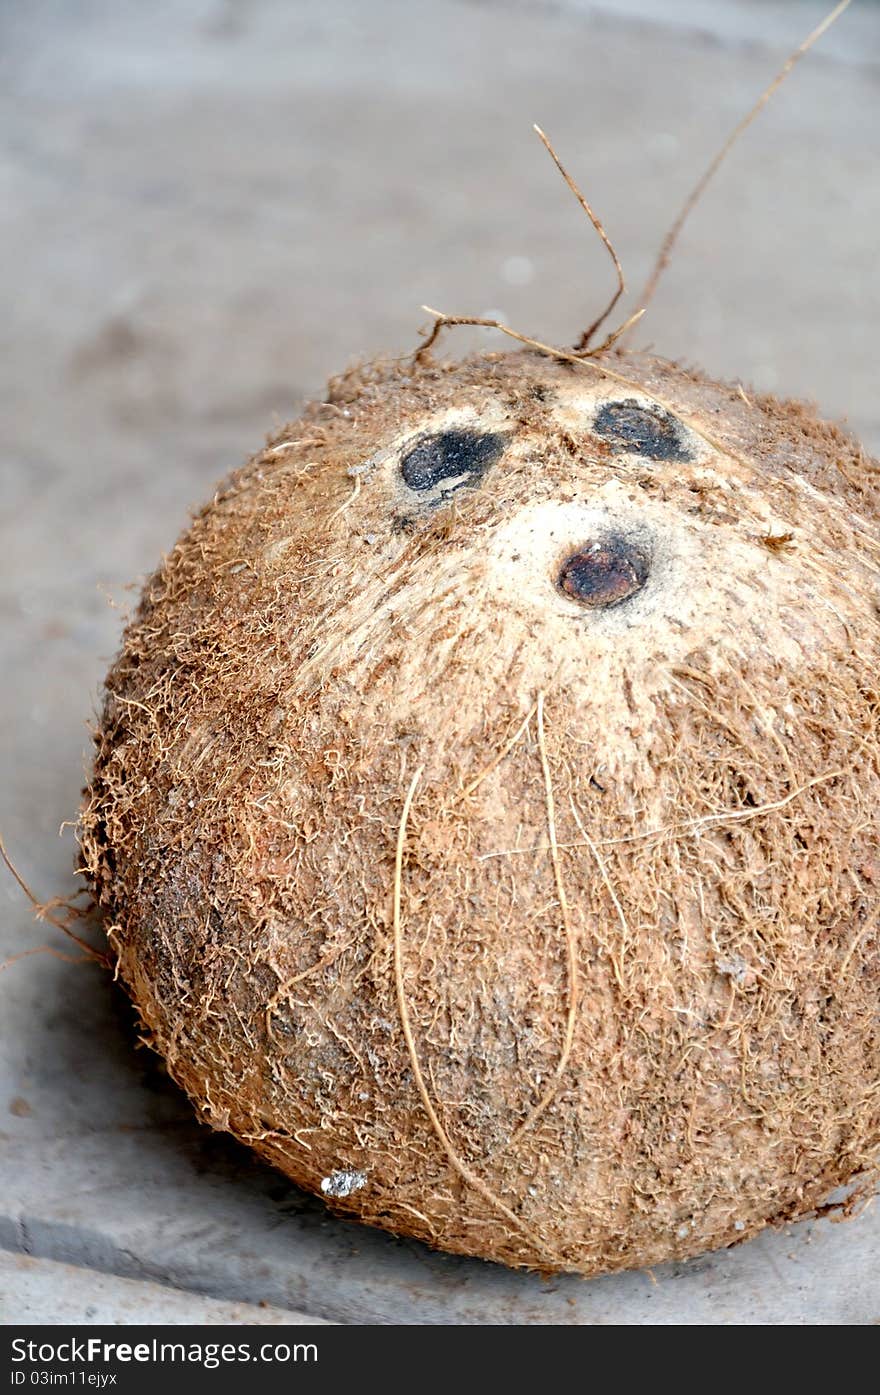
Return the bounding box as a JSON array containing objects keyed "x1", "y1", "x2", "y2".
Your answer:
[
  {"x1": 594, "y1": 399, "x2": 691, "y2": 462},
  {"x1": 400, "y1": 429, "x2": 505, "y2": 494},
  {"x1": 557, "y1": 537, "x2": 649, "y2": 608}
]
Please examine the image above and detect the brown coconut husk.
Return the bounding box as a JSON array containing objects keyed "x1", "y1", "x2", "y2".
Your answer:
[
  {"x1": 73, "y1": 0, "x2": 878, "y2": 1275},
  {"x1": 79, "y1": 343, "x2": 880, "y2": 1273}
]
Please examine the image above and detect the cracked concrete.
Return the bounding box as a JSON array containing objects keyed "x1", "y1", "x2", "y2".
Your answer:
[{"x1": 1, "y1": 0, "x2": 878, "y2": 1324}]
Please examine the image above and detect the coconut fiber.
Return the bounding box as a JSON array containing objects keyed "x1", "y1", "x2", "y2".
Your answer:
[{"x1": 79, "y1": 348, "x2": 880, "y2": 1273}]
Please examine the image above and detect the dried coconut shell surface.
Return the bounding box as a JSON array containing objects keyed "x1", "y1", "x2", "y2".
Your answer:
[{"x1": 80, "y1": 348, "x2": 880, "y2": 1274}]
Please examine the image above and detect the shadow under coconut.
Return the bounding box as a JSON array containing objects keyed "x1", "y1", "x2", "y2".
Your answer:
[{"x1": 7, "y1": 918, "x2": 879, "y2": 1324}]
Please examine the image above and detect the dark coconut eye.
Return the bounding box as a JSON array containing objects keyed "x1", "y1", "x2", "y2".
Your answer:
[
  {"x1": 594, "y1": 399, "x2": 691, "y2": 462},
  {"x1": 557, "y1": 537, "x2": 650, "y2": 608},
  {"x1": 400, "y1": 429, "x2": 505, "y2": 493}
]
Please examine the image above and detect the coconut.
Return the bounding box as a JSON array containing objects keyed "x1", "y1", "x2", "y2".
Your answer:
[{"x1": 79, "y1": 344, "x2": 880, "y2": 1274}]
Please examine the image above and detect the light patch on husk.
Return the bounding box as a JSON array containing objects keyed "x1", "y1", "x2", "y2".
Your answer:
[{"x1": 320, "y1": 1167, "x2": 368, "y2": 1199}]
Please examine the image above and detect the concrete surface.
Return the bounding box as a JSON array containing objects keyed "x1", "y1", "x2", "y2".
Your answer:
[
  {"x1": 0, "y1": 1253, "x2": 329, "y2": 1325},
  {"x1": 1, "y1": 0, "x2": 878, "y2": 1325}
]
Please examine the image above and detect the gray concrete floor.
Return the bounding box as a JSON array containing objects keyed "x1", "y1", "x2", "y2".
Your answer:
[
  {"x1": 0, "y1": 1253, "x2": 329, "y2": 1325},
  {"x1": 1, "y1": 0, "x2": 878, "y2": 1324}
]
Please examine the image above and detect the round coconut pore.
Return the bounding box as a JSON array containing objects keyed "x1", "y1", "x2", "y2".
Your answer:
[{"x1": 80, "y1": 348, "x2": 880, "y2": 1274}]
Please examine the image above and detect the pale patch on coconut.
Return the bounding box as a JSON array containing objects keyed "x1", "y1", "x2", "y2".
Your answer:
[
  {"x1": 320, "y1": 1167, "x2": 368, "y2": 1199},
  {"x1": 262, "y1": 536, "x2": 296, "y2": 568}
]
